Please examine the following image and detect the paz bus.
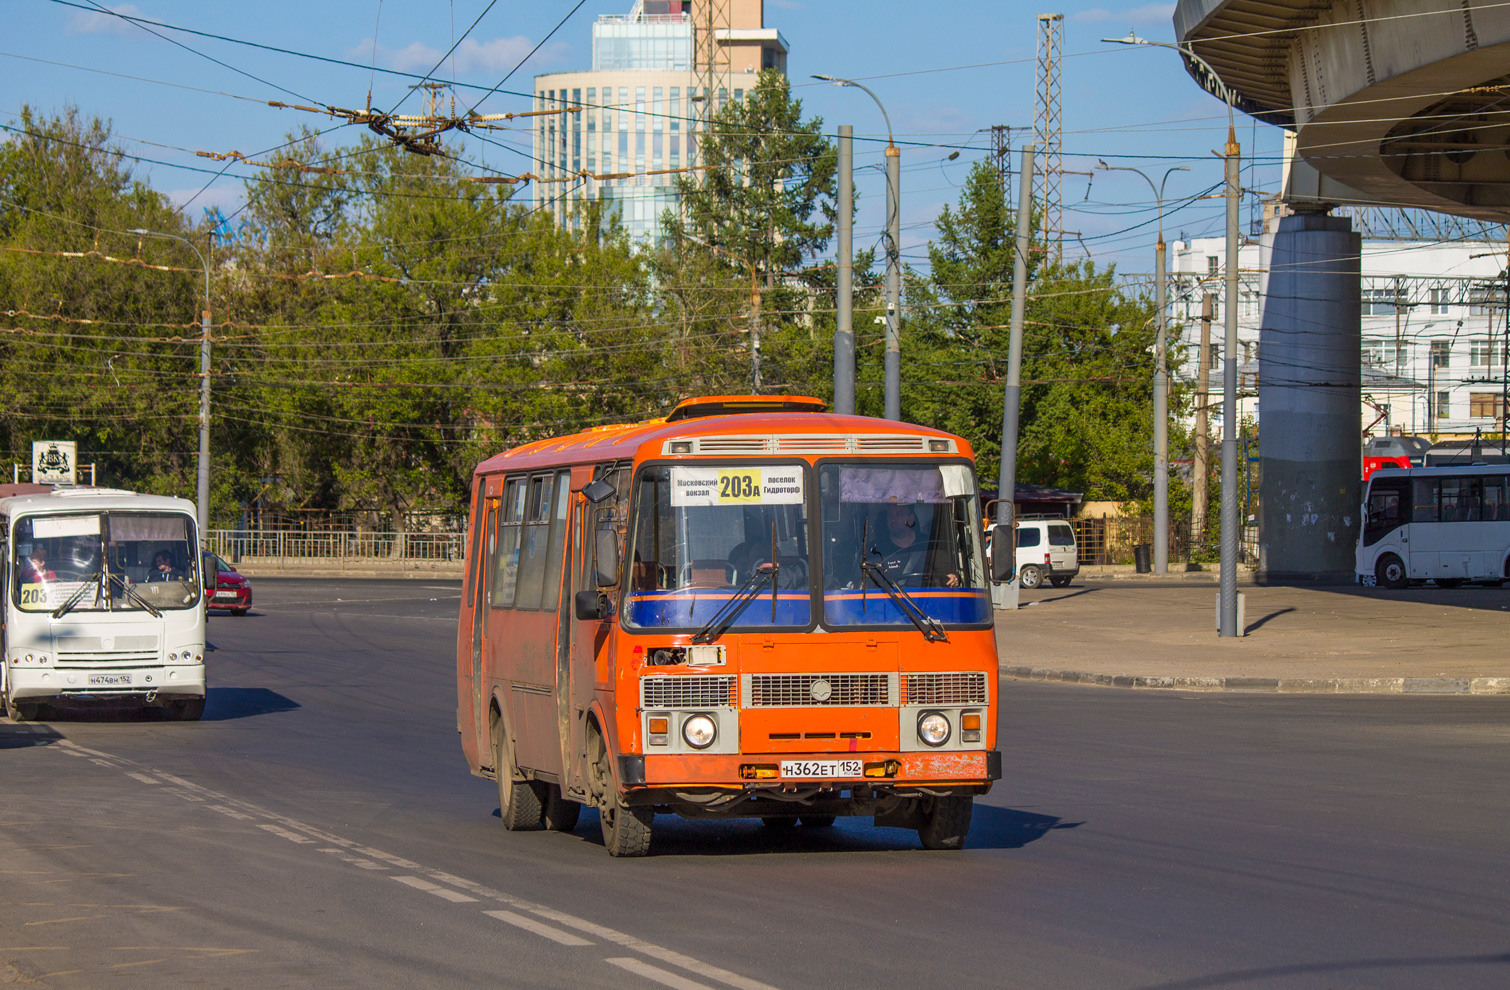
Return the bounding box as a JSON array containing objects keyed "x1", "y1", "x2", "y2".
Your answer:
[
  {"x1": 2, "y1": 486, "x2": 208, "y2": 721},
  {"x1": 455, "y1": 396, "x2": 1005, "y2": 856},
  {"x1": 1357, "y1": 464, "x2": 1510, "y2": 588}
]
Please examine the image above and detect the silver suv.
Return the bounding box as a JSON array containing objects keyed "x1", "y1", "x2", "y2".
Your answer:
[{"x1": 1015, "y1": 517, "x2": 1079, "y2": 589}]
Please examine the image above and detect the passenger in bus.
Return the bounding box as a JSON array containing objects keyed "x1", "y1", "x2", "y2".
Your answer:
[
  {"x1": 873, "y1": 502, "x2": 961, "y2": 588},
  {"x1": 22, "y1": 547, "x2": 55, "y2": 582}
]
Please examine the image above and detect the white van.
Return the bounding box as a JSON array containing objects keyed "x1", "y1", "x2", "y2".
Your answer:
[{"x1": 1014, "y1": 517, "x2": 1079, "y2": 589}]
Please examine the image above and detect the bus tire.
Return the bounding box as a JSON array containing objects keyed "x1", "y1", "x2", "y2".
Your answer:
[
  {"x1": 917, "y1": 796, "x2": 973, "y2": 851},
  {"x1": 1018, "y1": 564, "x2": 1043, "y2": 589},
  {"x1": 800, "y1": 815, "x2": 837, "y2": 828},
  {"x1": 542, "y1": 785, "x2": 581, "y2": 833},
  {"x1": 595, "y1": 747, "x2": 651, "y2": 857},
  {"x1": 495, "y1": 721, "x2": 543, "y2": 831},
  {"x1": 6, "y1": 697, "x2": 38, "y2": 723},
  {"x1": 168, "y1": 696, "x2": 205, "y2": 721},
  {"x1": 1375, "y1": 554, "x2": 1408, "y2": 590}
]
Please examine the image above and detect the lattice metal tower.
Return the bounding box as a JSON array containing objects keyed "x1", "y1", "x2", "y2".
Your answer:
[
  {"x1": 991, "y1": 125, "x2": 1012, "y2": 211},
  {"x1": 1034, "y1": 13, "x2": 1064, "y2": 259},
  {"x1": 693, "y1": 0, "x2": 733, "y2": 170}
]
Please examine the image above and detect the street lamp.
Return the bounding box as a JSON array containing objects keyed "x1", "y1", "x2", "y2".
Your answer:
[
  {"x1": 130, "y1": 228, "x2": 212, "y2": 537},
  {"x1": 1103, "y1": 31, "x2": 1243, "y2": 637},
  {"x1": 813, "y1": 73, "x2": 902, "y2": 421},
  {"x1": 1095, "y1": 161, "x2": 1188, "y2": 575}
]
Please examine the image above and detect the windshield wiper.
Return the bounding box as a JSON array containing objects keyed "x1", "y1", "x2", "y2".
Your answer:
[
  {"x1": 691, "y1": 563, "x2": 776, "y2": 645},
  {"x1": 860, "y1": 558, "x2": 949, "y2": 643},
  {"x1": 107, "y1": 572, "x2": 163, "y2": 618},
  {"x1": 51, "y1": 571, "x2": 102, "y2": 619}
]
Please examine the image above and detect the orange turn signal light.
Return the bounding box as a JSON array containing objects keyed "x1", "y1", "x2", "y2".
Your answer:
[
  {"x1": 961, "y1": 713, "x2": 982, "y2": 732},
  {"x1": 648, "y1": 717, "x2": 669, "y2": 735}
]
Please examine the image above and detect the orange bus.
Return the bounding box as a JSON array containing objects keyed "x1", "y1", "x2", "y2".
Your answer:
[{"x1": 456, "y1": 396, "x2": 1003, "y2": 856}]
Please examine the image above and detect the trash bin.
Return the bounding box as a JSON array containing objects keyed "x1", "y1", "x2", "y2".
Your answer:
[{"x1": 1133, "y1": 543, "x2": 1152, "y2": 573}]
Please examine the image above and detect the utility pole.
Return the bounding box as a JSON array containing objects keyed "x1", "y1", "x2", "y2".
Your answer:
[
  {"x1": 834, "y1": 124, "x2": 855, "y2": 415},
  {"x1": 991, "y1": 125, "x2": 1012, "y2": 209},
  {"x1": 1192, "y1": 292, "x2": 1215, "y2": 542},
  {"x1": 1034, "y1": 13, "x2": 1064, "y2": 259},
  {"x1": 884, "y1": 137, "x2": 901, "y2": 421},
  {"x1": 998, "y1": 144, "x2": 1036, "y2": 612},
  {"x1": 1219, "y1": 123, "x2": 1241, "y2": 637},
  {"x1": 749, "y1": 265, "x2": 761, "y2": 392}
]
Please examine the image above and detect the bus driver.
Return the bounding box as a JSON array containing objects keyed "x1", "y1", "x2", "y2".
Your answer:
[{"x1": 872, "y1": 501, "x2": 961, "y2": 588}]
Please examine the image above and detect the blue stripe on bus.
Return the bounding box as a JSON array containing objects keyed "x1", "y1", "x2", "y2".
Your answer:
[
  {"x1": 823, "y1": 590, "x2": 992, "y2": 626},
  {"x1": 625, "y1": 593, "x2": 812, "y2": 627}
]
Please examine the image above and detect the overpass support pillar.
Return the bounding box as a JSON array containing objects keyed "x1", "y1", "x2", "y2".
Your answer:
[{"x1": 1258, "y1": 211, "x2": 1361, "y2": 581}]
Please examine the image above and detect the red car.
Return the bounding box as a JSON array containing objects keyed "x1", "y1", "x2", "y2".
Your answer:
[{"x1": 202, "y1": 551, "x2": 252, "y2": 616}]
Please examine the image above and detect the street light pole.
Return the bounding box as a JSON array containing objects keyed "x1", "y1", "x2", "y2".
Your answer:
[
  {"x1": 1094, "y1": 162, "x2": 1188, "y2": 575},
  {"x1": 813, "y1": 74, "x2": 901, "y2": 420},
  {"x1": 834, "y1": 123, "x2": 855, "y2": 415},
  {"x1": 1103, "y1": 32, "x2": 1242, "y2": 635},
  {"x1": 130, "y1": 227, "x2": 211, "y2": 538}
]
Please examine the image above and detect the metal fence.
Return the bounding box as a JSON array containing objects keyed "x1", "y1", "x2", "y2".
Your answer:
[
  {"x1": 207, "y1": 530, "x2": 465, "y2": 563},
  {"x1": 1068, "y1": 515, "x2": 1259, "y2": 567}
]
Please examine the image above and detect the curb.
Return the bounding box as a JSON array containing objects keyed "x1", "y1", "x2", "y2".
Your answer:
[{"x1": 1003, "y1": 666, "x2": 1510, "y2": 695}]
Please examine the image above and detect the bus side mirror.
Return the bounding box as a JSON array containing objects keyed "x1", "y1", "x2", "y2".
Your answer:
[
  {"x1": 990, "y1": 523, "x2": 1016, "y2": 583},
  {"x1": 582, "y1": 479, "x2": 615, "y2": 504},
  {"x1": 574, "y1": 590, "x2": 607, "y2": 621},
  {"x1": 594, "y1": 530, "x2": 619, "y2": 588},
  {"x1": 201, "y1": 555, "x2": 216, "y2": 591}
]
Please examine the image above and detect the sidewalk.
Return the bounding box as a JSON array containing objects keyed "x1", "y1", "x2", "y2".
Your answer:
[{"x1": 997, "y1": 583, "x2": 1510, "y2": 694}]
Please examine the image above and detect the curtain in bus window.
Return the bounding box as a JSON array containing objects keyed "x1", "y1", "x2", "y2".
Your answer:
[
  {"x1": 1411, "y1": 478, "x2": 1440, "y2": 522},
  {"x1": 492, "y1": 478, "x2": 526, "y2": 607},
  {"x1": 540, "y1": 470, "x2": 570, "y2": 611},
  {"x1": 514, "y1": 474, "x2": 554, "y2": 610}
]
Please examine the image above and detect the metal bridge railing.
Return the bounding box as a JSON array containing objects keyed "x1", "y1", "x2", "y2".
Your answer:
[{"x1": 206, "y1": 530, "x2": 465, "y2": 563}]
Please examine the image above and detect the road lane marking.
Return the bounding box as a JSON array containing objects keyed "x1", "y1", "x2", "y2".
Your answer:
[
  {"x1": 319, "y1": 848, "x2": 387, "y2": 871},
  {"x1": 256, "y1": 824, "x2": 314, "y2": 844},
  {"x1": 606, "y1": 957, "x2": 716, "y2": 990},
  {"x1": 43, "y1": 740, "x2": 781, "y2": 990},
  {"x1": 204, "y1": 805, "x2": 254, "y2": 821},
  {"x1": 125, "y1": 773, "x2": 159, "y2": 785},
  {"x1": 391, "y1": 875, "x2": 477, "y2": 902},
  {"x1": 483, "y1": 910, "x2": 593, "y2": 946}
]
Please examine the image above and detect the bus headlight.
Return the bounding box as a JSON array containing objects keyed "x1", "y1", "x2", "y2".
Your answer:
[
  {"x1": 917, "y1": 711, "x2": 951, "y2": 747},
  {"x1": 682, "y1": 714, "x2": 717, "y2": 750}
]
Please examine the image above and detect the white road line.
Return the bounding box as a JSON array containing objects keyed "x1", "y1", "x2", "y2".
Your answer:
[
  {"x1": 46, "y1": 741, "x2": 779, "y2": 990},
  {"x1": 205, "y1": 805, "x2": 255, "y2": 821},
  {"x1": 483, "y1": 910, "x2": 593, "y2": 946},
  {"x1": 257, "y1": 823, "x2": 315, "y2": 844},
  {"x1": 392, "y1": 875, "x2": 477, "y2": 902},
  {"x1": 606, "y1": 957, "x2": 716, "y2": 990},
  {"x1": 125, "y1": 772, "x2": 159, "y2": 785},
  {"x1": 318, "y1": 848, "x2": 387, "y2": 871}
]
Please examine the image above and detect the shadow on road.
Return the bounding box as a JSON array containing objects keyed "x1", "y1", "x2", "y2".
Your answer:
[
  {"x1": 0, "y1": 722, "x2": 63, "y2": 749},
  {"x1": 203, "y1": 687, "x2": 300, "y2": 721},
  {"x1": 1244, "y1": 607, "x2": 1295, "y2": 634},
  {"x1": 1311, "y1": 581, "x2": 1510, "y2": 614},
  {"x1": 1023, "y1": 587, "x2": 1101, "y2": 606},
  {"x1": 546, "y1": 803, "x2": 1078, "y2": 856},
  {"x1": 1131, "y1": 950, "x2": 1510, "y2": 990}
]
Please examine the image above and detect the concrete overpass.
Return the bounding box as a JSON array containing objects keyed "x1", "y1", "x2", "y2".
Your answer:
[{"x1": 1173, "y1": 0, "x2": 1510, "y2": 579}]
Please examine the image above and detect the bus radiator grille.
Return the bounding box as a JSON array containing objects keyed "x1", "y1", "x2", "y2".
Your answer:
[
  {"x1": 641, "y1": 675, "x2": 735, "y2": 709},
  {"x1": 901, "y1": 672, "x2": 989, "y2": 706},
  {"x1": 746, "y1": 673, "x2": 892, "y2": 708}
]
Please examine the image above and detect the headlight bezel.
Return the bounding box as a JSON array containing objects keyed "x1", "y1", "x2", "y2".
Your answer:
[
  {"x1": 917, "y1": 710, "x2": 952, "y2": 747},
  {"x1": 681, "y1": 713, "x2": 717, "y2": 750}
]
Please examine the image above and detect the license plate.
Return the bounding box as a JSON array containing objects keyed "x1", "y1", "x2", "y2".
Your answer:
[
  {"x1": 88, "y1": 673, "x2": 132, "y2": 687},
  {"x1": 214, "y1": 591, "x2": 238, "y2": 599},
  {"x1": 779, "y1": 759, "x2": 862, "y2": 779}
]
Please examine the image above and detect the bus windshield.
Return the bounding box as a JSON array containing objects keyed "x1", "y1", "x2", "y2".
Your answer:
[
  {"x1": 624, "y1": 464, "x2": 811, "y2": 630},
  {"x1": 819, "y1": 463, "x2": 990, "y2": 627},
  {"x1": 12, "y1": 512, "x2": 200, "y2": 613}
]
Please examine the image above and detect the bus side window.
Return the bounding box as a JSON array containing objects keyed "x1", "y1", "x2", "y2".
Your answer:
[
  {"x1": 1486, "y1": 476, "x2": 1509, "y2": 521},
  {"x1": 1411, "y1": 478, "x2": 1439, "y2": 522}
]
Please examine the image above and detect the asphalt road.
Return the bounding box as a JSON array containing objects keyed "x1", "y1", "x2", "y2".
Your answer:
[{"x1": 2, "y1": 578, "x2": 1507, "y2": 989}]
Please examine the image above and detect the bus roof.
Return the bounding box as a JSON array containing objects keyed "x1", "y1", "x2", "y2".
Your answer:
[
  {"x1": 0, "y1": 487, "x2": 197, "y2": 518},
  {"x1": 474, "y1": 406, "x2": 973, "y2": 478},
  {"x1": 1369, "y1": 463, "x2": 1510, "y2": 478}
]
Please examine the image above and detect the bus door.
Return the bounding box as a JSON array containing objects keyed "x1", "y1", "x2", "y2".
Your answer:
[
  {"x1": 1409, "y1": 476, "x2": 1442, "y2": 578},
  {"x1": 463, "y1": 480, "x2": 500, "y2": 767},
  {"x1": 563, "y1": 471, "x2": 617, "y2": 796}
]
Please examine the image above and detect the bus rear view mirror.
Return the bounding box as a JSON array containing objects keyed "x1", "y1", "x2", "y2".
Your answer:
[
  {"x1": 574, "y1": 590, "x2": 607, "y2": 621},
  {"x1": 990, "y1": 523, "x2": 1016, "y2": 583},
  {"x1": 594, "y1": 530, "x2": 619, "y2": 588},
  {"x1": 582, "y1": 479, "x2": 615, "y2": 504}
]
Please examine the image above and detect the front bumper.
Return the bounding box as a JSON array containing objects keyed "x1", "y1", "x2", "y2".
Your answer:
[
  {"x1": 627, "y1": 749, "x2": 1000, "y2": 789},
  {"x1": 207, "y1": 587, "x2": 252, "y2": 609},
  {"x1": 6, "y1": 663, "x2": 205, "y2": 701}
]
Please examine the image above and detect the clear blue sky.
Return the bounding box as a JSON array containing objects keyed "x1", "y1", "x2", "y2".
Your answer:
[{"x1": 2, "y1": 0, "x2": 1285, "y2": 275}]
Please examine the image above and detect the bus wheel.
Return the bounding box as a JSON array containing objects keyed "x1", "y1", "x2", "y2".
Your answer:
[
  {"x1": 542, "y1": 785, "x2": 581, "y2": 833},
  {"x1": 1375, "y1": 554, "x2": 1408, "y2": 590},
  {"x1": 6, "y1": 697, "x2": 38, "y2": 723},
  {"x1": 917, "y1": 796, "x2": 973, "y2": 851},
  {"x1": 595, "y1": 747, "x2": 651, "y2": 857},
  {"x1": 800, "y1": 815, "x2": 837, "y2": 828},
  {"x1": 495, "y1": 723, "x2": 542, "y2": 831},
  {"x1": 168, "y1": 697, "x2": 205, "y2": 721}
]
